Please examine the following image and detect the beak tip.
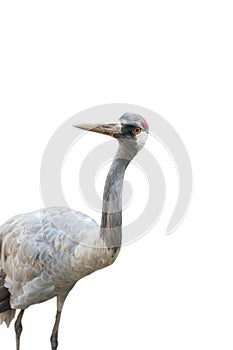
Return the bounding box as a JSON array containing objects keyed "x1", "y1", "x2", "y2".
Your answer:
[{"x1": 73, "y1": 124, "x2": 92, "y2": 131}]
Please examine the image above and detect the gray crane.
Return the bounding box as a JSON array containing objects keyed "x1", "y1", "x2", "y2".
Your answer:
[{"x1": 0, "y1": 113, "x2": 149, "y2": 350}]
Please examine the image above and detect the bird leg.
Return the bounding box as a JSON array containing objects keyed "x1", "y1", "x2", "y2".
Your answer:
[
  {"x1": 50, "y1": 295, "x2": 67, "y2": 350},
  {"x1": 14, "y1": 309, "x2": 24, "y2": 350},
  {"x1": 50, "y1": 310, "x2": 61, "y2": 350}
]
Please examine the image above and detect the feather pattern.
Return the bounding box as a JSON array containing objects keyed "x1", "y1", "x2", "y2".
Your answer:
[{"x1": 0, "y1": 207, "x2": 118, "y2": 311}]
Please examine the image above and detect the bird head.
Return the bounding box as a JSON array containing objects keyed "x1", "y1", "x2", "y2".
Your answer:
[{"x1": 74, "y1": 113, "x2": 149, "y2": 156}]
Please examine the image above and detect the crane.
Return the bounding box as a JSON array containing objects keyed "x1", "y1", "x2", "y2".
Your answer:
[{"x1": 0, "y1": 113, "x2": 149, "y2": 350}]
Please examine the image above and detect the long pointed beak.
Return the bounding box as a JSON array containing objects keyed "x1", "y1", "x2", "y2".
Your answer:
[{"x1": 73, "y1": 122, "x2": 122, "y2": 137}]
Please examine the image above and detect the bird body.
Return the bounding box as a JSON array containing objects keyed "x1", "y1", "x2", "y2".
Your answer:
[
  {"x1": 0, "y1": 113, "x2": 149, "y2": 349},
  {"x1": 0, "y1": 207, "x2": 117, "y2": 312}
]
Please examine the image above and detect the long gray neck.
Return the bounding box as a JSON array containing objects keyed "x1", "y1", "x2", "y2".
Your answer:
[{"x1": 100, "y1": 146, "x2": 135, "y2": 250}]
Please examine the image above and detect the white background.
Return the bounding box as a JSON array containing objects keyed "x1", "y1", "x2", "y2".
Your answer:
[{"x1": 0, "y1": 1, "x2": 233, "y2": 349}]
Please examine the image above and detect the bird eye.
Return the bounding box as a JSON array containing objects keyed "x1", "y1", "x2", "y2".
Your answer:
[{"x1": 133, "y1": 127, "x2": 141, "y2": 135}]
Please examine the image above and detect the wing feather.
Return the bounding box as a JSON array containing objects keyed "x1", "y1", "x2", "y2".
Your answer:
[{"x1": 0, "y1": 207, "x2": 99, "y2": 309}]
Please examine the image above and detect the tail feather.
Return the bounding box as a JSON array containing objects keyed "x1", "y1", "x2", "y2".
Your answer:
[
  {"x1": 0, "y1": 309, "x2": 16, "y2": 327},
  {"x1": 0, "y1": 270, "x2": 16, "y2": 327}
]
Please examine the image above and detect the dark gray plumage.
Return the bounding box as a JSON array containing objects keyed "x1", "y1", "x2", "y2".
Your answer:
[{"x1": 0, "y1": 113, "x2": 149, "y2": 350}]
